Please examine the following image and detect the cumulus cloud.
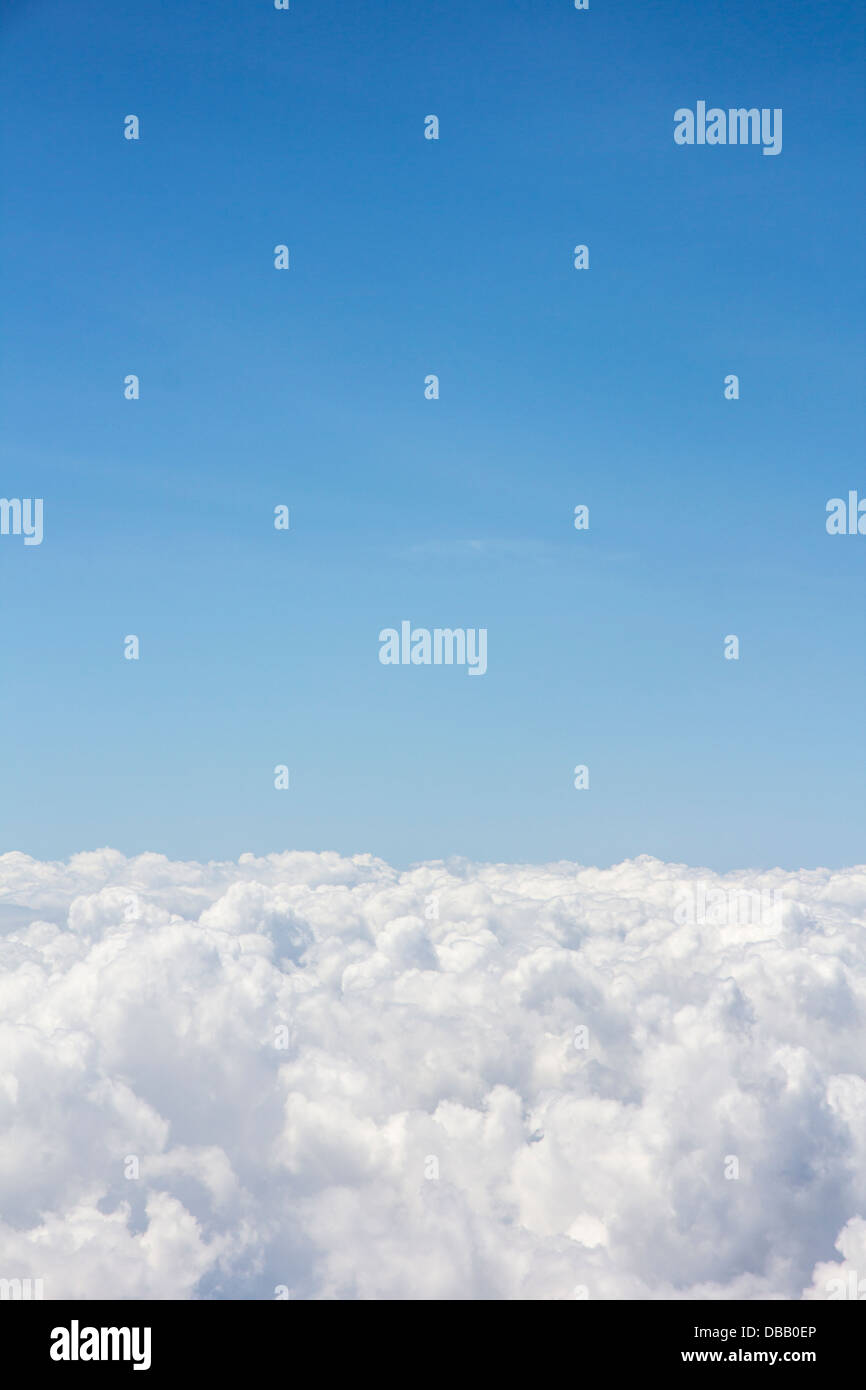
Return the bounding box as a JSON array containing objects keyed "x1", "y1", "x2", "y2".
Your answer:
[{"x1": 0, "y1": 848, "x2": 864, "y2": 1300}]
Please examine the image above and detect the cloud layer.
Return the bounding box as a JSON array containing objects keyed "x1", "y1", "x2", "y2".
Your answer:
[{"x1": 0, "y1": 849, "x2": 864, "y2": 1300}]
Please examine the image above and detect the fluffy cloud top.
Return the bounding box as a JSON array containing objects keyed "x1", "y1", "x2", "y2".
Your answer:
[{"x1": 0, "y1": 849, "x2": 864, "y2": 1300}]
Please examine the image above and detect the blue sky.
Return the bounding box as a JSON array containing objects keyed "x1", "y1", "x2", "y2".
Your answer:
[{"x1": 1, "y1": 0, "x2": 863, "y2": 869}]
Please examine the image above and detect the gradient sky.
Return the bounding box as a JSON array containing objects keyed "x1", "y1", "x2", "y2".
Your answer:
[{"x1": 1, "y1": 0, "x2": 863, "y2": 869}]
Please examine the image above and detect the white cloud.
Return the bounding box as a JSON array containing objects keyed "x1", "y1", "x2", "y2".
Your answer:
[{"x1": 0, "y1": 849, "x2": 863, "y2": 1300}]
